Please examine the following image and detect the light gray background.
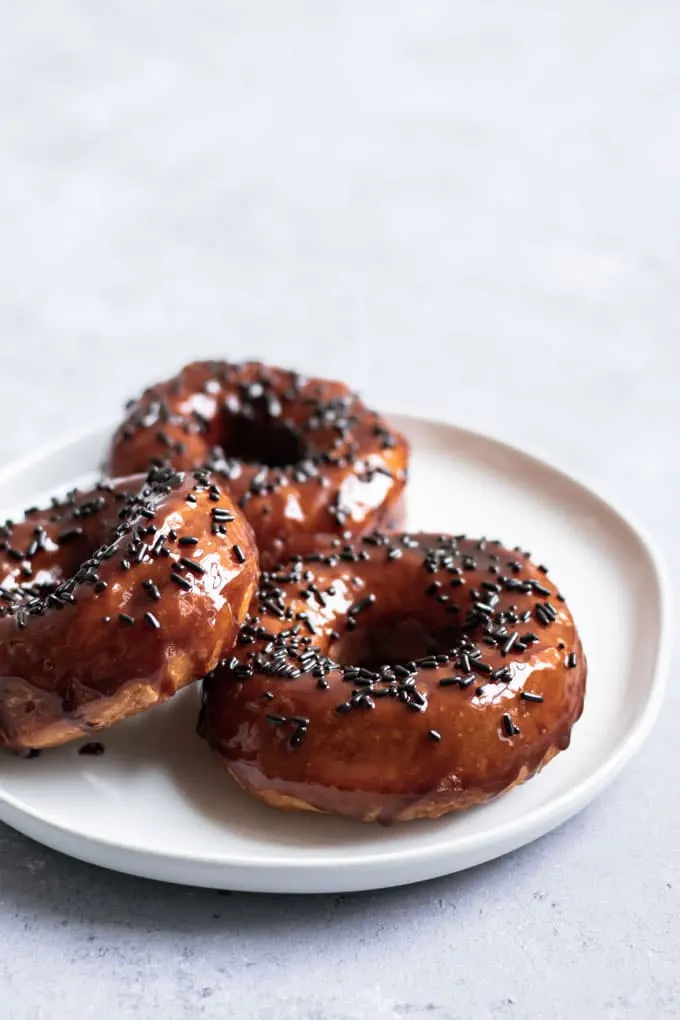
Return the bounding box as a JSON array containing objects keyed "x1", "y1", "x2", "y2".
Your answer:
[{"x1": 0, "y1": 3, "x2": 678, "y2": 1018}]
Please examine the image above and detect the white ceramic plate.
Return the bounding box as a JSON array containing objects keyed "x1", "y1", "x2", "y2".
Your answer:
[{"x1": 0, "y1": 418, "x2": 670, "y2": 893}]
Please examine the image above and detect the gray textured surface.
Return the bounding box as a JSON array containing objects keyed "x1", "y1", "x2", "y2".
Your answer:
[{"x1": 0, "y1": 3, "x2": 678, "y2": 1018}]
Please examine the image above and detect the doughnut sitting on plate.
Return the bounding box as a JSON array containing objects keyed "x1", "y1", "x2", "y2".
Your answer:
[
  {"x1": 199, "y1": 532, "x2": 586, "y2": 823},
  {"x1": 108, "y1": 360, "x2": 409, "y2": 567}
]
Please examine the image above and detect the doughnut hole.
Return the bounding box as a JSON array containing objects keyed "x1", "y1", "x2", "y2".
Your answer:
[
  {"x1": 216, "y1": 406, "x2": 306, "y2": 468},
  {"x1": 328, "y1": 603, "x2": 457, "y2": 673}
]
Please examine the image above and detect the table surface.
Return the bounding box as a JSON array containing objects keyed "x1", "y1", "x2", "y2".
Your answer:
[{"x1": 1, "y1": 3, "x2": 678, "y2": 1018}]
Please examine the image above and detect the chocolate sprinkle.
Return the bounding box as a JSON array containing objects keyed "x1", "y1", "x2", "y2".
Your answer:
[
  {"x1": 79, "y1": 742, "x2": 105, "y2": 756},
  {"x1": 170, "y1": 572, "x2": 192, "y2": 591}
]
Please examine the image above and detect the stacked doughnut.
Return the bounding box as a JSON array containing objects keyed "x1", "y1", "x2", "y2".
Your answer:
[
  {"x1": 0, "y1": 467, "x2": 259, "y2": 750},
  {"x1": 0, "y1": 360, "x2": 586, "y2": 823}
]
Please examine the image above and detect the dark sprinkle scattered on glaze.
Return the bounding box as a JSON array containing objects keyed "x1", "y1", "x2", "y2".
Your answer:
[{"x1": 0, "y1": 465, "x2": 196, "y2": 628}]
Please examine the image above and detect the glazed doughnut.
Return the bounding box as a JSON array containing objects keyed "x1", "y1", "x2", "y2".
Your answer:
[
  {"x1": 0, "y1": 466, "x2": 258, "y2": 751},
  {"x1": 108, "y1": 360, "x2": 408, "y2": 565},
  {"x1": 199, "y1": 532, "x2": 586, "y2": 823}
]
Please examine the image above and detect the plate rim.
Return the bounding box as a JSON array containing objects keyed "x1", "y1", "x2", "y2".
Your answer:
[{"x1": 0, "y1": 415, "x2": 671, "y2": 881}]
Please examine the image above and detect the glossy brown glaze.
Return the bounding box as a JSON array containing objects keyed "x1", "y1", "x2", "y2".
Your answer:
[
  {"x1": 0, "y1": 467, "x2": 258, "y2": 751},
  {"x1": 108, "y1": 361, "x2": 408, "y2": 566},
  {"x1": 199, "y1": 532, "x2": 586, "y2": 823}
]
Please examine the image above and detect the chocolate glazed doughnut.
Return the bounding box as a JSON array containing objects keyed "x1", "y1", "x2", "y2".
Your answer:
[
  {"x1": 199, "y1": 532, "x2": 586, "y2": 824},
  {"x1": 0, "y1": 467, "x2": 258, "y2": 751},
  {"x1": 108, "y1": 361, "x2": 408, "y2": 566}
]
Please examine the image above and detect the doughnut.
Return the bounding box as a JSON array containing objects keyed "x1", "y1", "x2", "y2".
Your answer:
[
  {"x1": 198, "y1": 532, "x2": 586, "y2": 823},
  {"x1": 108, "y1": 360, "x2": 408, "y2": 565},
  {"x1": 0, "y1": 466, "x2": 258, "y2": 751}
]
